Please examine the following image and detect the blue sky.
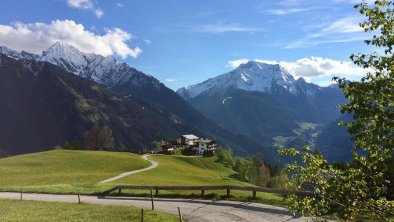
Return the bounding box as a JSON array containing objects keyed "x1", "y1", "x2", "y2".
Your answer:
[{"x1": 0, "y1": 0, "x2": 374, "y2": 90}]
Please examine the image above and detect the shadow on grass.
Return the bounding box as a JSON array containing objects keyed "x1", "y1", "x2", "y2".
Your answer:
[{"x1": 228, "y1": 173, "x2": 241, "y2": 181}]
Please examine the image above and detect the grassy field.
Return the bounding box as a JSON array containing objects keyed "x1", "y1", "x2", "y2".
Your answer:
[
  {"x1": 0, "y1": 151, "x2": 285, "y2": 206},
  {"x1": 0, "y1": 150, "x2": 150, "y2": 186},
  {"x1": 117, "y1": 155, "x2": 247, "y2": 186},
  {"x1": 0, "y1": 199, "x2": 179, "y2": 222},
  {"x1": 114, "y1": 155, "x2": 285, "y2": 206}
]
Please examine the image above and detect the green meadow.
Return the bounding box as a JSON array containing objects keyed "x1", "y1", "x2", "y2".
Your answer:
[
  {"x1": 0, "y1": 150, "x2": 149, "y2": 193},
  {"x1": 0, "y1": 199, "x2": 179, "y2": 222},
  {"x1": 0, "y1": 150, "x2": 285, "y2": 206}
]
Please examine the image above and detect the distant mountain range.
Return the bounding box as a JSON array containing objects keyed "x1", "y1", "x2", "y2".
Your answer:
[
  {"x1": 178, "y1": 61, "x2": 318, "y2": 98},
  {"x1": 177, "y1": 61, "x2": 351, "y2": 161},
  {"x1": 0, "y1": 43, "x2": 352, "y2": 163},
  {"x1": 0, "y1": 43, "x2": 269, "y2": 160}
]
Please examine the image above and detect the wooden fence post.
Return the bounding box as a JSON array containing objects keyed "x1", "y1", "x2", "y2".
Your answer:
[
  {"x1": 77, "y1": 192, "x2": 81, "y2": 204},
  {"x1": 178, "y1": 207, "x2": 183, "y2": 222},
  {"x1": 140, "y1": 209, "x2": 144, "y2": 222},
  {"x1": 201, "y1": 189, "x2": 205, "y2": 197},
  {"x1": 252, "y1": 190, "x2": 256, "y2": 199},
  {"x1": 226, "y1": 187, "x2": 230, "y2": 198},
  {"x1": 155, "y1": 188, "x2": 159, "y2": 196},
  {"x1": 20, "y1": 187, "x2": 23, "y2": 201},
  {"x1": 150, "y1": 188, "x2": 154, "y2": 210},
  {"x1": 118, "y1": 188, "x2": 122, "y2": 194}
]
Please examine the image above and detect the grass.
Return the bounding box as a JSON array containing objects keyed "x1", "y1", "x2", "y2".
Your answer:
[
  {"x1": 0, "y1": 199, "x2": 179, "y2": 222},
  {"x1": 114, "y1": 155, "x2": 286, "y2": 206},
  {"x1": 0, "y1": 150, "x2": 150, "y2": 186},
  {"x1": 117, "y1": 155, "x2": 247, "y2": 186},
  {"x1": 0, "y1": 151, "x2": 286, "y2": 207}
]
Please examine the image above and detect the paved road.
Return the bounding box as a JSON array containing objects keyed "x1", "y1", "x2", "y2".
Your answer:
[
  {"x1": 0, "y1": 192, "x2": 307, "y2": 222},
  {"x1": 100, "y1": 154, "x2": 159, "y2": 183}
]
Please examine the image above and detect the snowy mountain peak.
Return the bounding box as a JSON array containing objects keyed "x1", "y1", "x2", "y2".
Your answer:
[
  {"x1": 177, "y1": 61, "x2": 301, "y2": 98},
  {"x1": 38, "y1": 41, "x2": 144, "y2": 86},
  {"x1": 0, "y1": 46, "x2": 39, "y2": 60},
  {"x1": 235, "y1": 61, "x2": 294, "y2": 84},
  {"x1": 40, "y1": 42, "x2": 88, "y2": 75},
  {"x1": 0, "y1": 42, "x2": 157, "y2": 88},
  {"x1": 43, "y1": 41, "x2": 85, "y2": 58}
]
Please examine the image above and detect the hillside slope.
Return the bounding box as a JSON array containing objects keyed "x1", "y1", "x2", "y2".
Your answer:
[
  {"x1": 0, "y1": 55, "x2": 199, "y2": 154},
  {"x1": 113, "y1": 70, "x2": 271, "y2": 158},
  {"x1": 0, "y1": 151, "x2": 253, "y2": 193},
  {"x1": 316, "y1": 114, "x2": 353, "y2": 162},
  {"x1": 0, "y1": 44, "x2": 269, "y2": 161},
  {"x1": 0, "y1": 150, "x2": 149, "y2": 186},
  {"x1": 177, "y1": 61, "x2": 347, "y2": 152},
  {"x1": 117, "y1": 155, "x2": 249, "y2": 186}
]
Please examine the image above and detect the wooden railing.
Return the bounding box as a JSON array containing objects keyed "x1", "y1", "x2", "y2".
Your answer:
[{"x1": 101, "y1": 185, "x2": 309, "y2": 199}]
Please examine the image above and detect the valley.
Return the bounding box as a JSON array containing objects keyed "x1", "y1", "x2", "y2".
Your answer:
[
  {"x1": 0, "y1": 0, "x2": 391, "y2": 221},
  {"x1": 0, "y1": 45, "x2": 350, "y2": 164}
]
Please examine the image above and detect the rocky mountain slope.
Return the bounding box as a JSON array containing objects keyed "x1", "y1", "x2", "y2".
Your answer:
[
  {"x1": 0, "y1": 54, "x2": 202, "y2": 155},
  {"x1": 0, "y1": 44, "x2": 270, "y2": 161},
  {"x1": 177, "y1": 61, "x2": 348, "y2": 158}
]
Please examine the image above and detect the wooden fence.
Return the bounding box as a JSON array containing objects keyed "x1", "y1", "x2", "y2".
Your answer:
[{"x1": 101, "y1": 185, "x2": 309, "y2": 199}]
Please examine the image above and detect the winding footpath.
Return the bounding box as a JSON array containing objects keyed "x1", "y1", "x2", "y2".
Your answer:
[
  {"x1": 99, "y1": 154, "x2": 159, "y2": 183},
  {"x1": 0, "y1": 154, "x2": 310, "y2": 221},
  {"x1": 0, "y1": 192, "x2": 307, "y2": 222}
]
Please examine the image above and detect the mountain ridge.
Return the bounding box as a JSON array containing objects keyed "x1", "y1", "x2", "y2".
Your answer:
[
  {"x1": 0, "y1": 54, "x2": 204, "y2": 155},
  {"x1": 177, "y1": 60, "x2": 328, "y2": 99},
  {"x1": 0, "y1": 44, "x2": 273, "y2": 162},
  {"x1": 175, "y1": 60, "x2": 348, "y2": 162}
]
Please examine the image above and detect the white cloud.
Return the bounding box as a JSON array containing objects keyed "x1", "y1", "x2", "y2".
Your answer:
[
  {"x1": 0, "y1": 20, "x2": 142, "y2": 59},
  {"x1": 277, "y1": 0, "x2": 303, "y2": 6},
  {"x1": 266, "y1": 7, "x2": 316, "y2": 15},
  {"x1": 320, "y1": 16, "x2": 363, "y2": 34},
  {"x1": 67, "y1": 0, "x2": 104, "y2": 18},
  {"x1": 116, "y1": 3, "x2": 124, "y2": 8},
  {"x1": 67, "y1": 0, "x2": 93, "y2": 9},
  {"x1": 330, "y1": 0, "x2": 375, "y2": 4},
  {"x1": 284, "y1": 16, "x2": 368, "y2": 48},
  {"x1": 166, "y1": 78, "x2": 176, "y2": 82},
  {"x1": 94, "y1": 9, "x2": 104, "y2": 18},
  {"x1": 144, "y1": 39, "x2": 151, "y2": 45},
  {"x1": 195, "y1": 23, "x2": 263, "y2": 34},
  {"x1": 227, "y1": 57, "x2": 370, "y2": 80},
  {"x1": 226, "y1": 59, "x2": 249, "y2": 68}
]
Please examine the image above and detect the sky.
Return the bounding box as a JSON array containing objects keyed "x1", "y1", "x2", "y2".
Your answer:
[{"x1": 0, "y1": 0, "x2": 375, "y2": 90}]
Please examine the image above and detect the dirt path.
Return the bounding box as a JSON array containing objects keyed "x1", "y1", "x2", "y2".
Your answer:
[
  {"x1": 99, "y1": 154, "x2": 158, "y2": 183},
  {"x1": 0, "y1": 192, "x2": 307, "y2": 222}
]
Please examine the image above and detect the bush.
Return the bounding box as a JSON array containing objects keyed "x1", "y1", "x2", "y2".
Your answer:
[
  {"x1": 203, "y1": 150, "x2": 214, "y2": 157},
  {"x1": 215, "y1": 147, "x2": 234, "y2": 167}
]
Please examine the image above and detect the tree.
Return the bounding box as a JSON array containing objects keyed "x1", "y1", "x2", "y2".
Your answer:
[
  {"x1": 233, "y1": 156, "x2": 253, "y2": 182},
  {"x1": 84, "y1": 124, "x2": 114, "y2": 150},
  {"x1": 62, "y1": 140, "x2": 82, "y2": 150},
  {"x1": 257, "y1": 164, "x2": 271, "y2": 187},
  {"x1": 250, "y1": 153, "x2": 263, "y2": 185},
  {"x1": 280, "y1": 1, "x2": 394, "y2": 221},
  {"x1": 215, "y1": 147, "x2": 234, "y2": 168}
]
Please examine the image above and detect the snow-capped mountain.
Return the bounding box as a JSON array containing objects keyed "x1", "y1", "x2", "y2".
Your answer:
[
  {"x1": 39, "y1": 42, "x2": 146, "y2": 87},
  {"x1": 176, "y1": 60, "x2": 346, "y2": 157},
  {"x1": 0, "y1": 43, "x2": 268, "y2": 160},
  {"x1": 0, "y1": 42, "x2": 160, "y2": 89},
  {"x1": 0, "y1": 46, "x2": 39, "y2": 61},
  {"x1": 177, "y1": 61, "x2": 320, "y2": 99},
  {"x1": 0, "y1": 53, "x2": 203, "y2": 155}
]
